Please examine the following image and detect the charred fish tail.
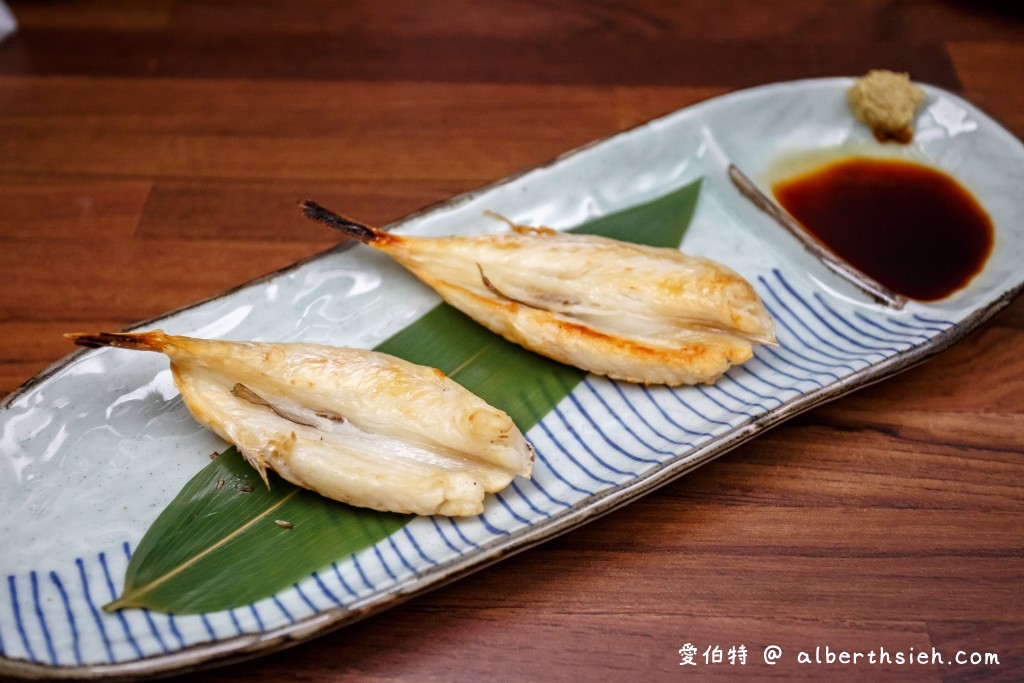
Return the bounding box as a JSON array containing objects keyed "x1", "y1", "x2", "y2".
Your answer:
[
  {"x1": 300, "y1": 200, "x2": 383, "y2": 244},
  {"x1": 64, "y1": 330, "x2": 168, "y2": 352}
]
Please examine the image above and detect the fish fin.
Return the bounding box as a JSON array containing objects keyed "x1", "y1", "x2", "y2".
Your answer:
[
  {"x1": 483, "y1": 210, "x2": 556, "y2": 236},
  {"x1": 231, "y1": 383, "x2": 321, "y2": 428},
  {"x1": 237, "y1": 446, "x2": 272, "y2": 489},
  {"x1": 64, "y1": 330, "x2": 169, "y2": 352},
  {"x1": 477, "y1": 263, "x2": 584, "y2": 314}
]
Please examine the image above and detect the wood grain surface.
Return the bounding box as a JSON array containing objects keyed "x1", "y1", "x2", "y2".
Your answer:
[{"x1": 1, "y1": 1, "x2": 1021, "y2": 681}]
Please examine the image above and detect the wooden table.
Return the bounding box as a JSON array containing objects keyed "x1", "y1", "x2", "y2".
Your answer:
[{"x1": 1, "y1": 2, "x2": 1021, "y2": 680}]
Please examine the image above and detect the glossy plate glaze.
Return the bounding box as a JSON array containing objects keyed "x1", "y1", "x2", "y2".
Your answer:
[{"x1": 1, "y1": 79, "x2": 1022, "y2": 679}]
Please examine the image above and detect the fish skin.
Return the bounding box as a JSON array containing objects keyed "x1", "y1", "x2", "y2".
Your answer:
[
  {"x1": 66, "y1": 331, "x2": 534, "y2": 517},
  {"x1": 418, "y1": 279, "x2": 754, "y2": 386}
]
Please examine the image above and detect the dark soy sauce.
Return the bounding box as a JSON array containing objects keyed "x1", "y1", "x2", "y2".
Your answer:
[{"x1": 772, "y1": 158, "x2": 994, "y2": 301}]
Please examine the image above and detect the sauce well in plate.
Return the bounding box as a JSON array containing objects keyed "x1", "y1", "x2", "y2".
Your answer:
[{"x1": 772, "y1": 157, "x2": 993, "y2": 301}]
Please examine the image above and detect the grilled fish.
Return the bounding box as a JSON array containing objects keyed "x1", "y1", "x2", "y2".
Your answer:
[
  {"x1": 66, "y1": 331, "x2": 534, "y2": 516},
  {"x1": 303, "y1": 201, "x2": 775, "y2": 386}
]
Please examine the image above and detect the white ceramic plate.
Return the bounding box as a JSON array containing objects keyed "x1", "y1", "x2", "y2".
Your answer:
[{"x1": 2, "y1": 79, "x2": 1022, "y2": 679}]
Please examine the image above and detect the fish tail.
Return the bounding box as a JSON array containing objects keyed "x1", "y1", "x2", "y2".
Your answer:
[
  {"x1": 65, "y1": 330, "x2": 169, "y2": 352},
  {"x1": 300, "y1": 200, "x2": 390, "y2": 245}
]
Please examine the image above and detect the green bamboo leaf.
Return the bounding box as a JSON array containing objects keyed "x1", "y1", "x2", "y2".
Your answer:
[
  {"x1": 114, "y1": 179, "x2": 701, "y2": 614},
  {"x1": 567, "y1": 182, "x2": 701, "y2": 248},
  {"x1": 108, "y1": 446, "x2": 408, "y2": 613}
]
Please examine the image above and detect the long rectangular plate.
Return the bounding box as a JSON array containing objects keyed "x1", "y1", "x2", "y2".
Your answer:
[{"x1": 1, "y1": 78, "x2": 1022, "y2": 679}]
